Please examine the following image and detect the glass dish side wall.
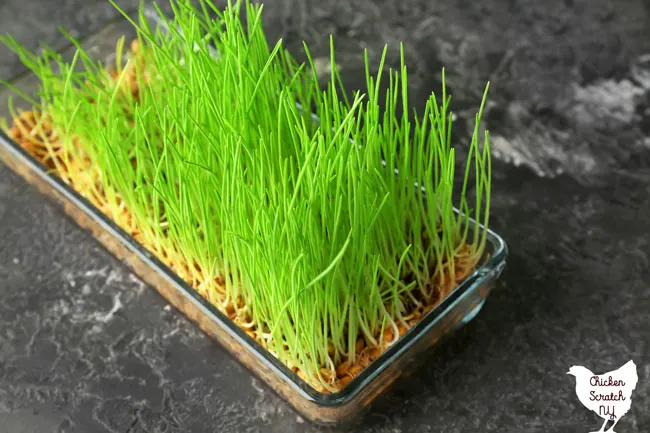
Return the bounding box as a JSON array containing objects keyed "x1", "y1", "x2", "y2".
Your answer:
[{"x1": 0, "y1": 12, "x2": 508, "y2": 425}]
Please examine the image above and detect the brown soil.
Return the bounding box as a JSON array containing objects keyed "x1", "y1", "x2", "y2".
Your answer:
[{"x1": 5, "y1": 39, "x2": 479, "y2": 393}]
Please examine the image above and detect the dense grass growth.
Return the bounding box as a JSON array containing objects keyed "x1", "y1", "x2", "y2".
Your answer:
[{"x1": 2, "y1": 0, "x2": 491, "y2": 391}]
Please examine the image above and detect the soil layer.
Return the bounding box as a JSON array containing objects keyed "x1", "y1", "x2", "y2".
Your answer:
[{"x1": 7, "y1": 108, "x2": 477, "y2": 393}]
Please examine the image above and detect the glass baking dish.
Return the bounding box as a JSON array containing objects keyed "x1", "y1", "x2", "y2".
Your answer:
[{"x1": 0, "y1": 10, "x2": 508, "y2": 425}]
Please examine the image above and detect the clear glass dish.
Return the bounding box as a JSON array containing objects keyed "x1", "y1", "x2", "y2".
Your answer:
[{"x1": 0, "y1": 11, "x2": 508, "y2": 425}]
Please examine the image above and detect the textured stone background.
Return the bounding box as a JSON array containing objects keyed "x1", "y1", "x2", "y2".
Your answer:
[{"x1": 1, "y1": 0, "x2": 649, "y2": 432}]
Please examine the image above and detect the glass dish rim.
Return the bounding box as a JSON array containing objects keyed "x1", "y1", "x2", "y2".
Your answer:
[{"x1": 0, "y1": 128, "x2": 508, "y2": 405}]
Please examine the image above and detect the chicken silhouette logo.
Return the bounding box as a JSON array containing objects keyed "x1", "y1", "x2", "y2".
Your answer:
[{"x1": 566, "y1": 360, "x2": 638, "y2": 433}]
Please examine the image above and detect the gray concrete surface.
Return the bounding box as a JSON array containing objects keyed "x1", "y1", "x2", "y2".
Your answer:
[{"x1": 1, "y1": 0, "x2": 649, "y2": 432}]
